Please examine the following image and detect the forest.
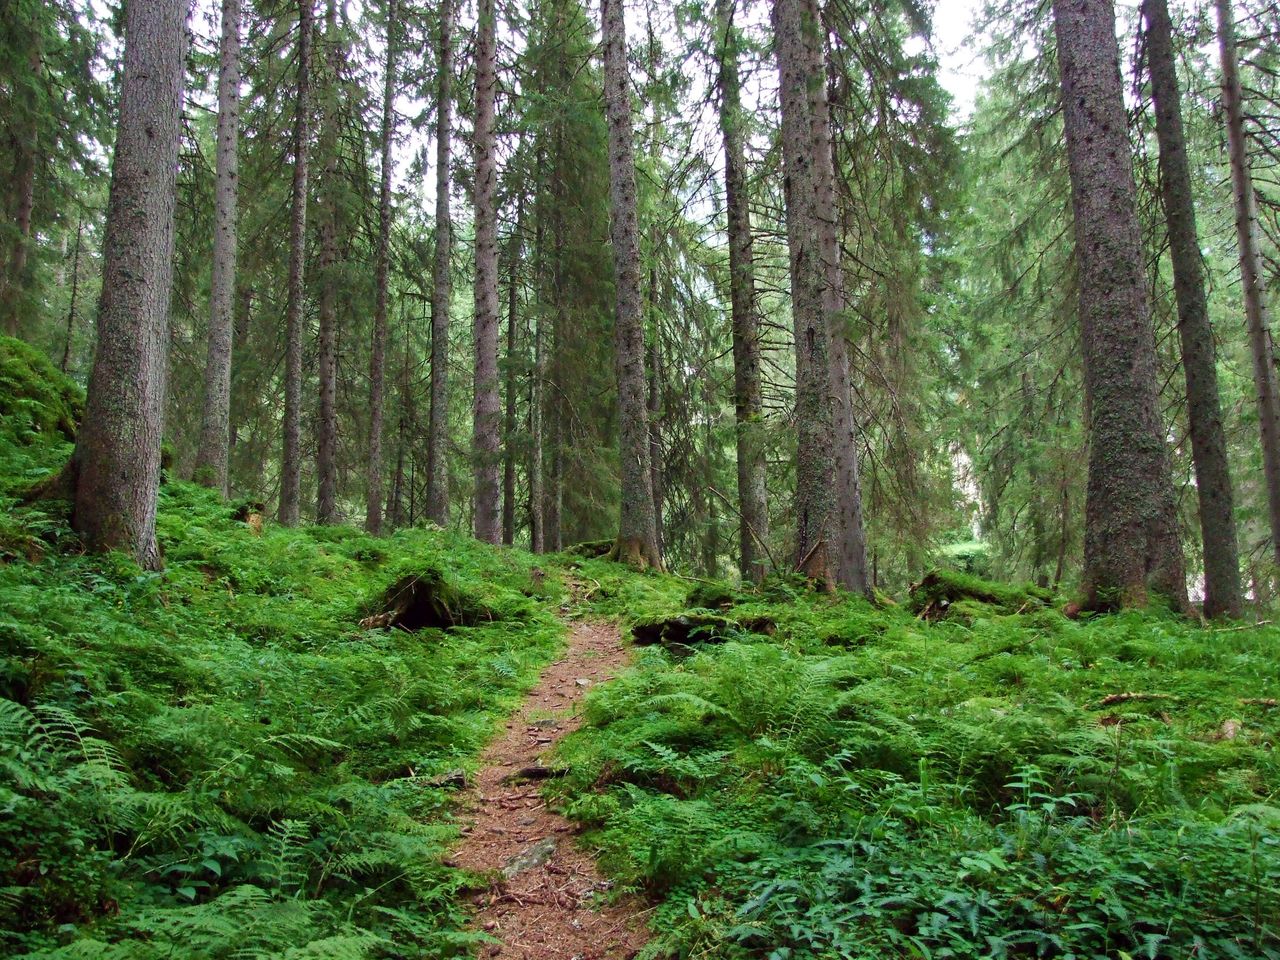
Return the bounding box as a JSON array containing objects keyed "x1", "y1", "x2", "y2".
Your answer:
[{"x1": 1, "y1": 0, "x2": 1279, "y2": 954}]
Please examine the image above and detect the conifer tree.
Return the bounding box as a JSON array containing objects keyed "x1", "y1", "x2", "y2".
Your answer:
[
  {"x1": 1216, "y1": 0, "x2": 1280, "y2": 568},
  {"x1": 774, "y1": 0, "x2": 838, "y2": 587},
  {"x1": 1052, "y1": 0, "x2": 1186, "y2": 608},
  {"x1": 715, "y1": 0, "x2": 770, "y2": 583},
  {"x1": 426, "y1": 0, "x2": 455, "y2": 528},
  {"x1": 279, "y1": 0, "x2": 314, "y2": 526},
  {"x1": 472, "y1": 0, "x2": 502, "y2": 544},
  {"x1": 72, "y1": 0, "x2": 188, "y2": 567},
  {"x1": 1143, "y1": 0, "x2": 1241, "y2": 617},
  {"x1": 602, "y1": 0, "x2": 662, "y2": 569},
  {"x1": 194, "y1": 0, "x2": 243, "y2": 495},
  {"x1": 367, "y1": 0, "x2": 400, "y2": 534}
]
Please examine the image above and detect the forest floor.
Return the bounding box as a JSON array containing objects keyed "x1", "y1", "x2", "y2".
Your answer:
[
  {"x1": 2, "y1": 336, "x2": 1278, "y2": 959},
  {"x1": 451, "y1": 620, "x2": 649, "y2": 959}
]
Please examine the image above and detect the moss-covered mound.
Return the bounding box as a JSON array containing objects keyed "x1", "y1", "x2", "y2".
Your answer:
[
  {"x1": 1, "y1": 483, "x2": 565, "y2": 954},
  {"x1": 909, "y1": 568, "x2": 1056, "y2": 621},
  {"x1": 555, "y1": 562, "x2": 1280, "y2": 960},
  {"x1": 0, "y1": 335, "x2": 83, "y2": 448}
]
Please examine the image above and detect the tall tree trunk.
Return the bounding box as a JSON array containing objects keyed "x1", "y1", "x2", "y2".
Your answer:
[
  {"x1": 315, "y1": 204, "x2": 338, "y2": 522},
  {"x1": 314, "y1": 0, "x2": 340, "y2": 525},
  {"x1": 425, "y1": 0, "x2": 455, "y2": 527},
  {"x1": 61, "y1": 213, "x2": 83, "y2": 374},
  {"x1": 546, "y1": 374, "x2": 563, "y2": 550},
  {"x1": 279, "y1": 0, "x2": 313, "y2": 526},
  {"x1": 1145, "y1": 0, "x2": 1241, "y2": 618},
  {"x1": 0, "y1": 138, "x2": 35, "y2": 339},
  {"x1": 194, "y1": 0, "x2": 242, "y2": 495},
  {"x1": 716, "y1": 0, "x2": 770, "y2": 583},
  {"x1": 71, "y1": 0, "x2": 187, "y2": 569},
  {"x1": 804, "y1": 0, "x2": 869, "y2": 594},
  {"x1": 389, "y1": 307, "x2": 411, "y2": 527},
  {"x1": 1052, "y1": 0, "x2": 1186, "y2": 609},
  {"x1": 472, "y1": 0, "x2": 501, "y2": 544},
  {"x1": 545, "y1": 162, "x2": 565, "y2": 553},
  {"x1": 529, "y1": 150, "x2": 546, "y2": 553},
  {"x1": 1022, "y1": 370, "x2": 1049, "y2": 584},
  {"x1": 1216, "y1": 0, "x2": 1280, "y2": 568},
  {"x1": 367, "y1": 0, "x2": 399, "y2": 534},
  {"x1": 774, "y1": 0, "x2": 836, "y2": 588},
  {"x1": 601, "y1": 0, "x2": 661, "y2": 569},
  {"x1": 647, "y1": 320, "x2": 664, "y2": 557},
  {"x1": 0, "y1": 42, "x2": 39, "y2": 341},
  {"x1": 502, "y1": 198, "x2": 522, "y2": 546}
]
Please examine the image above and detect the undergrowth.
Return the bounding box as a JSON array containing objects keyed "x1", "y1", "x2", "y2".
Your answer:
[
  {"x1": 555, "y1": 561, "x2": 1280, "y2": 959},
  {"x1": 5, "y1": 336, "x2": 1279, "y2": 960},
  {"x1": 0, "y1": 338, "x2": 567, "y2": 959}
]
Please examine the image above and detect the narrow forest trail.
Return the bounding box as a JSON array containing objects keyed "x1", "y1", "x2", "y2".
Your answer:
[{"x1": 450, "y1": 620, "x2": 651, "y2": 959}]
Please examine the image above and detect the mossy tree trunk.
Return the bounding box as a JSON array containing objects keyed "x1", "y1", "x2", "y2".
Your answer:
[
  {"x1": 716, "y1": 0, "x2": 770, "y2": 584},
  {"x1": 314, "y1": 0, "x2": 340, "y2": 526},
  {"x1": 529, "y1": 150, "x2": 546, "y2": 554},
  {"x1": 194, "y1": 0, "x2": 242, "y2": 496},
  {"x1": 1144, "y1": 0, "x2": 1241, "y2": 618},
  {"x1": 426, "y1": 0, "x2": 455, "y2": 528},
  {"x1": 472, "y1": 0, "x2": 502, "y2": 545},
  {"x1": 279, "y1": 0, "x2": 312, "y2": 527},
  {"x1": 774, "y1": 0, "x2": 836, "y2": 589},
  {"x1": 1216, "y1": 0, "x2": 1280, "y2": 569},
  {"x1": 72, "y1": 0, "x2": 187, "y2": 569},
  {"x1": 802, "y1": 0, "x2": 870, "y2": 596},
  {"x1": 366, "y1": 0, "x2": 399, "y2": 535},
  {"x1": 503, "y1": 194, "x2": 522, "y2": 547},
  {"x1": 1052, "y1": 0, "x2": 1186, "y2": 609},
  {"x1": 602, "y1": 0, "x2": 662, "y2": 570}
]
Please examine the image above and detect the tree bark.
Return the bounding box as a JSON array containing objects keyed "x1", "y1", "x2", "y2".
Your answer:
[
  {"x1": 502, "y1": 198, "x2": 522, "y2": 547},
  {"x1": 194, "y1": 0, "x2": 242, "y2": 495},
  {"x1": 773, "y1": 0, "x2": 836, "y2": 589},
  {"x1": 389, "y1": 307, "x2": 412, "y2": 527},
  {"x1": 315, "y1": 196, "x2": 338, "y2": 522},
  {"x1": 472, "y1": 0, "x2": 502, "y2": 544},
  {"x1": 716, "y1": 0, "x2": 770, "y2": 583},
  {"x1": 647, "y1": 319, "x2": 664, "y2": 558},
  {"x1": 61, "y1": 213, "x2": 83, "y2": 374},
  {"x1": 530, "y1": 149, "x2": 546, "y2": 553},
  {"x1": 367, "y1": 0, "x2": 399, "y2": 534},
  {"x1": 0, "y1": 43, "x2": 39, "y2": 341},
  {"x1": 1144, "y1": 0, "x2": 1241, "y2": 618},
  {"x1": 71, "y1": 0, "x2": 187, "y2": 569},
  {"x1": 803, "y1": 0, "x2": 870, "y2": 595},
  {"x1": 1052, "y1": 0, "x2": 1186, "y2": 609},
  {"x1": 279, "y1": 0, "x2": 313, "y2": 526},
  {"x1": 0, "y1": 137, "x2": 34, "y2": 339},
  {"x1": 1216, "y1": 0, "x2": 1280, "y2": 568},
  {"x1": 425, "y1": 0, "x2": 455, "y2": 528},
  {"x1": 314, "y1": 0, "x2": 340, "y2": 526},
  {"x1": 601, "y1": 0, "x2": 661, "y2": 569}
]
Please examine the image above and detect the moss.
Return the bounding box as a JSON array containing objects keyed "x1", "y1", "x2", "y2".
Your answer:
[
  {"x1": 0, "y1": 335, "x2": 83, "y2": 445},
  {"x1": 909, "y1": 568, "x2": 1055, "y2": 620}
]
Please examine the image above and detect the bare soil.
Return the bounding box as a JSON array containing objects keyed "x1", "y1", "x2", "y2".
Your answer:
[{"x1": 450, "y1": 620, "x2": 651, "y2": 959}]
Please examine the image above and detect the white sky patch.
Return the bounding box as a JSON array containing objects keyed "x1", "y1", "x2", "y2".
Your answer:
[{"x1": 907, "y1": 0, "x2": 989, "y2": 122}]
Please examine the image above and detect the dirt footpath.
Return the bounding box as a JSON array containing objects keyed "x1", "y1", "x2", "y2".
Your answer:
[{"x1": 450, "y1": 621, "x2": 651, "y2": 959}]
